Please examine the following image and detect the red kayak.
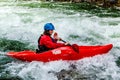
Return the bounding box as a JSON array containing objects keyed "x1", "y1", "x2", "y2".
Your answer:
[{"x1": 7, "y1": 44, "x2": 113, "y2": 62}]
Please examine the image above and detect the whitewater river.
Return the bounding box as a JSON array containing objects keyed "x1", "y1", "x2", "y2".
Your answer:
[{"x1": 0, "y1": 1, "x2": 120, "y2": 80}]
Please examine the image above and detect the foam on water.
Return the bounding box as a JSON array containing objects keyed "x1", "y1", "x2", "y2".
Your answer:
[
  {"x1": 0, "y1": 1, "x2": 120, "y2": 80},
  {"x1": 5, "y1": 54, "x2": 120, "y2": 80}
]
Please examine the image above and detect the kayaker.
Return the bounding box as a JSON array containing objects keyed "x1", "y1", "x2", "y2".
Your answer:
[{"x1": 36, "y1": 23, "x2": 69, "y2": 53}]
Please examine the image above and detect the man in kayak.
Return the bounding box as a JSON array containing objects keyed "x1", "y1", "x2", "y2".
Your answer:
[{"x1": 36, "y1": 23, "x2": 69, "y2": 53}]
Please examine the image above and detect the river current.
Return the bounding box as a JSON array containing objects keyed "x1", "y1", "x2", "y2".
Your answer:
[{"x1": 0, "y1": 1, "x2": 120, "y2": 80}]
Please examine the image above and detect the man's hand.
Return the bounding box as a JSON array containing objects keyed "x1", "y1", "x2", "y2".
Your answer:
[{"x1": 53, "y1": 32, "x2": 61, "y2": 41}]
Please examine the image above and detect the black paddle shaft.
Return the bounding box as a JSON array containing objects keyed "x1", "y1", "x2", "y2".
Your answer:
[{"x1": 60, "y1": 39, "x2": 79, "y2": 53}]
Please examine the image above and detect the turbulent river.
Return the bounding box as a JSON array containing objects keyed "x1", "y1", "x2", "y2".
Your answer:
[{"x1": 0, "y1": 1, "x2": 120, "y2": 80}]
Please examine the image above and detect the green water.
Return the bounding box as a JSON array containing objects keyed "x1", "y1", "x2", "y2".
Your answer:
[
  {"x1": 0, "y1": 38, "x2": 35, "y2": 52},
  {"x1": 17, "y1": 2, "x2": 120, "y2": 17}
]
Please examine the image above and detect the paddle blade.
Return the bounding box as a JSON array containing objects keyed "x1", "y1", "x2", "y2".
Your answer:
[{"x1": 71, "y1": 44, "x2": 79, "y2": 53}]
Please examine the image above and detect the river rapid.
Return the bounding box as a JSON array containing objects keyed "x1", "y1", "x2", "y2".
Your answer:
[{"x1": 0, "y1": 1, "x2": 120, "y2": 80}]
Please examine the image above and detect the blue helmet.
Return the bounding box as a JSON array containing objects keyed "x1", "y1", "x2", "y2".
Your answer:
[{"x1": 44, "y1": 23, "x2": 55, "y2": 30}]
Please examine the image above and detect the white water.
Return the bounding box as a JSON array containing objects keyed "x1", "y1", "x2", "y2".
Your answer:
[{"x1": 0, "y1": 1, "x2": 120, "y2": 80}]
